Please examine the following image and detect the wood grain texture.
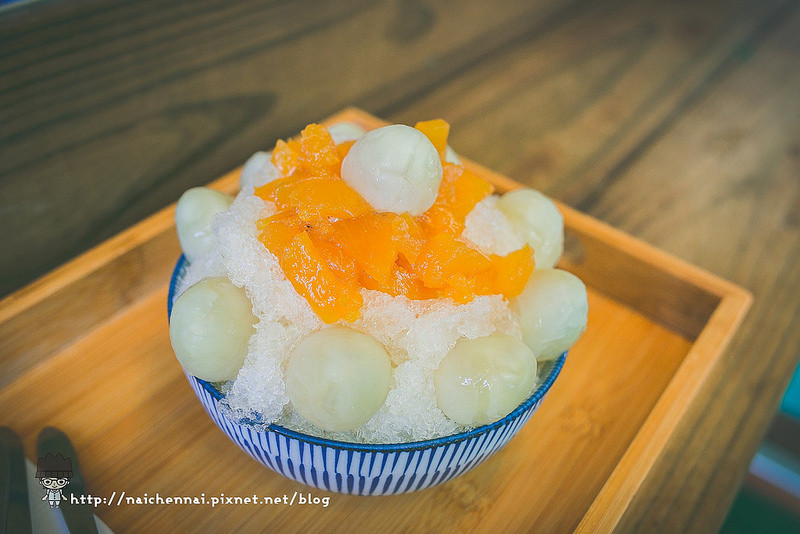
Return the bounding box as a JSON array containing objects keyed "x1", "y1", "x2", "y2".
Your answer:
[
  {"x1": 2, "y1": 0, "x2": 799, "y2": 531},
  {"x1": 0, "y1": 241, "x2": 687, "y2": 533},
  {"x1": 338, "y1": 108, "x2": 753, "y2": 534},
  {"x1": 0, "y1": 132, "x2": 748, "y2": 531},
  {"x1": 0, "y1": 0, "x2": 567, "y2": 296},
  {"x1": 585, "y1": 7, "x2": 800, "y2": 533}
]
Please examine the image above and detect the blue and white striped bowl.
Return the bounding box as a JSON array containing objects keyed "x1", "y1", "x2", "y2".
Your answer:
[{"x1": 169, "y1": 255, "x2": 566, "y2": 495}]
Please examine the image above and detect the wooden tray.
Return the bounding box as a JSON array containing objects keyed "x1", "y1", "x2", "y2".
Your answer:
[{"x1": 0, "y1": 109, "x2": 751, "y2": 533}]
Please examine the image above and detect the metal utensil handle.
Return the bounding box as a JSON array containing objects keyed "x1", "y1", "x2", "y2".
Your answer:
[{"x1": 0, "y1": 427, "x2": 32, "y2": 534}]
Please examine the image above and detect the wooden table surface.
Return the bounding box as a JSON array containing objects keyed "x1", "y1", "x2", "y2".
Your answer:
[{"x1": 1, "y1": 0, "x2": 798, "y2": 532}]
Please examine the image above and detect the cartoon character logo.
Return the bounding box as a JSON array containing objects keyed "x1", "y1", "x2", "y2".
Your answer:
[{"x1": 36, "y1": 453, "x2": 73, "y2": 508}]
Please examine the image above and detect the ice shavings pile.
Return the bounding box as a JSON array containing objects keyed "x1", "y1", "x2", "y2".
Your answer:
[
  {"x1": 168, "y1": 119, "x2": 588, "y2": 444},
  {"x1": 175, "y1": 179, "x2": 524, "y2": 442}
]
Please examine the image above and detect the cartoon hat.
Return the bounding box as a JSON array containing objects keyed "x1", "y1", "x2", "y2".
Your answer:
[{"x1": 36, "y1": 453, "x2": 73, "y2": 479}]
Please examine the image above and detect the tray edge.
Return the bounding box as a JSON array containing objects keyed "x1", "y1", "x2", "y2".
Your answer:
[{"x1": 0, "y1": 108, "x2": 753, "y2": 530}]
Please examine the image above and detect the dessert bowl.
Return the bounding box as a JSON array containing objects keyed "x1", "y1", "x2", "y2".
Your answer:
[{"x1": 169, "y1": 254, "x2": 566, "y2": 495}]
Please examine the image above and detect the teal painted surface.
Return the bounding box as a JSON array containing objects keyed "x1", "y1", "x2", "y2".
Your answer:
[
  {"x1": 722, "y1": 363, "x2": 800, "y2": 534},
  {"x1": 781, "y1": 361, "x2": 800, "y2": 419},
  {"x1": 721, "y1": 487, "x2": 800, "y2": 533}
]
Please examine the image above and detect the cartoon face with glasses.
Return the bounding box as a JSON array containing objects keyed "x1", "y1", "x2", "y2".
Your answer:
[{"x1": 36, "y1": 453, "x2": 73, "y2": 508}]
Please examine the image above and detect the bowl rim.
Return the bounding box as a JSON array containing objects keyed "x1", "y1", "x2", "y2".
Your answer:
[{"x1": 170, "y1": 254, "x2": 567, "y2": 452}]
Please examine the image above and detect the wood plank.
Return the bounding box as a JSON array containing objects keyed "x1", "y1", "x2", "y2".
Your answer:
[
  {"x1": 0, "y1": 250, "x2": 695, "y2": 533},
  {"x1": 0, "y1": 108, "x2": 751, "y2": 532},
  {"x1": 577, "y1": 7, "x2": 800, "y2": 533},
  {"x1": 1, "y1": 0, "x2": 795, "y2": 527},
  {"x1": 460, "y1": 156, "x2": 737, "y2": 341},
  {"x1": 0, "y1": 0, "x2": 570, "y2": 297},
  {"x1": 1, "y1": 0, "x2": 790, "y2": 302},
  {"x1": 387, "y1": 0, "x2": 792, "y2": 207},
  {"x1": 0, "y1": 173, "x2": 236, "y2": 388}
]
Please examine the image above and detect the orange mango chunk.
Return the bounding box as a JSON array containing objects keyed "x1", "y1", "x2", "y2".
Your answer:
[
  {"x1": 330, "y1": 213, "x2": 399, "y2": 286},
  {"x1": 256, "y1": 120, "x2": 535, "y2": 323},
  {"x1": 336, "y1": 139, "x2": 355, "y2": 160},
  {"x1": 271, "y1": 123, "x2": 341, "y2": 178},
  {"x1": 421, "y1": 164, "x2": 493, "y2": 234},
  {"x1": 256, "y1": 177, "x2": 372, "y2": 221},
  {"x1": 280, "y1": 231, "x2": 362, "y2": 323},
  {"x1": 313, "y1": 238, "x2": 359, "y2": 286},
  {"x1": 285, "y1": 178, "x2": 372, "y2": 221},
  {"x1": 258, "y1": 212, "x2": 303, "y2": 253},
  {"x1": 415, "y1": 119, "x2": 450, "y2": 158},
  {"x1": 490, "y1": 245, "x2": 535, "y2": 298},
  {"x1": 413, "y1": 233, "x2": 493, "y2": 289}
]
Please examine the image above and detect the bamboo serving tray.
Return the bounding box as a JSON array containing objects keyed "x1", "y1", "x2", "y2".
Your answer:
[{"x1": 0, "y1": 109, "x2": 751, "y2": 533}]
